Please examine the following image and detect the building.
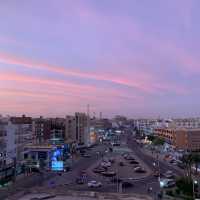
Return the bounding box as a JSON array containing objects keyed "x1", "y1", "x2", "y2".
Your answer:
[
  {"x1": 173, "y1": 118, "x2": 200, "y2": 129},
  {"x1": 49, "y1": 118, "x2": 65, "y2": 145},
  {"x1": 24, "y1": 144, "x2": 54, "y2": 170},
  {"x1": 0, "y1": 121, "x2": 7, "y2": 168},
  {"x1": 154, "y1": 128, "x2": 175, "y2": 144},
  {"x1": 75, "y1": 112, "x2": 88, "y2": 145},
  {"x1": 65, "y1": 115, "x2": 76, "y2": 142},
  {"x1": 10, "y1": 115, "x2": 33, "y2": 162},
  {"x1": 33, "y1": 116, "x2": 51, "y2": 144},
  {"x1": 155, "y1": 128, "x2": 200, "y2": 151},
  {"x1": 93, "y1": 118, "x2": 112, "y2": 130}
]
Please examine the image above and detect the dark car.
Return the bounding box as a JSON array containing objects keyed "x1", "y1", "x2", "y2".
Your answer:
[
  {"x1": 76, "y1": 178, "x2": 84, "y2": 184},
  {"x1": 31, "y1": 167, "x2": 41, "y2": 173},
  {"x1": 119, "y1": 162, "x2": 125, "y2": 166},
  {"x1": 65, "y1": 166, "x2": 71, "y2": 172},
  {"x1": 129, "y1": 160, "x2": 139, "y2": 164},
  {"x1": 82, "y1": 154, "x2": 91, "y2": 158},
  {"x1": 93, "y1": 167, "x2": 106, "y2": 174},
  {"x1": 134, "y1": 167, "x2": 146, "y2": 173},
  {"x1": 122, "y1": 181, "x2": 134, "y2": 188},
  {"x1": 125, "y1": 156, "x2": 135, "y2": 161},
  {"x1": 101, "y1": 171, "x2": 116, "y2": 177}
]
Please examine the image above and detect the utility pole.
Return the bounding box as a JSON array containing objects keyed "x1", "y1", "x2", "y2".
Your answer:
[{"x1": 87, "y1": 104, "x2": 90, "y2": 146}]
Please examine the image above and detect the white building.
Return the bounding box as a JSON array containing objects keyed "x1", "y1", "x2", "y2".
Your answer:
[
  {"x1": 8, "y1": 115, "x2": 33, "y2": 163},
  {"x1": 173, "y1": 118, "x2": 200, "y2": 129}
]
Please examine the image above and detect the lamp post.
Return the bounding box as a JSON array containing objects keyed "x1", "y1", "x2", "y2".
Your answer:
[{"x1": 193, "y1": 179, "x2": 198, "y2": 200}]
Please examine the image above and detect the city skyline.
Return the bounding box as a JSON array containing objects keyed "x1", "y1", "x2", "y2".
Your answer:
[{"x1": 0, "y1": 0, "x2": 200, "y2": 118}]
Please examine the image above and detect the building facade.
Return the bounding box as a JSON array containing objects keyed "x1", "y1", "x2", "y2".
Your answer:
[
  {"x1": 173, "y1": 118, "x2": 200, "y2": 129},
  {"x1": 33, "y1": 116, "x2": 51, "y2": 144},
  {"x1": 65, "y1": 115, "x2": 76, "y2": 142},
  {"x1": 75, "y1": 112, "x2": 88, "y2": 145},
  {"x1": 10, "y1": 115, "x2": 33, "y2": 162},
  {"x1": 155, "y1": 128, "x2": 200, "y2": 151}
]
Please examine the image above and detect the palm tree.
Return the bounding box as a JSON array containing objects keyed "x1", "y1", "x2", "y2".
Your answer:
[
  {"x1": 181, "y1": 154, "x2": 193, "y2": 180},
  {"x1": 191, "y1": 153, "x2": 200, "y2": 174}
]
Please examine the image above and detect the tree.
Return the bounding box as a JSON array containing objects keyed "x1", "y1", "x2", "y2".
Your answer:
[
  {"x1": 152, "y1": 137, "x2": 165, "y2": 146},
  {"x1": 191, "y1": 153, "x2": 200, "y2": 174},
  {"x1": 147, "y1": 135, "x2": 155, "y2": 142},
  {"x1": 181, "y1": 153, "x2": 194, "y2": 180}
]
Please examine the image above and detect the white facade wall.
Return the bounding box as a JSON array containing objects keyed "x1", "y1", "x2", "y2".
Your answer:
[{"x1": 5, "y1": 121, "x2": 16, "y2": 163}]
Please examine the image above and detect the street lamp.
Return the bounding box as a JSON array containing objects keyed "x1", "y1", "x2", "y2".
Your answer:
[{"x1": 193, "y1": 180, "x2": 198, "y2": 199}]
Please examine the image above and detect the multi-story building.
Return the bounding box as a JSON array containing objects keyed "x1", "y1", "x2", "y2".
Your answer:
[
  {"x1": 75, "y1": 112, "x2": 88, "y2": 145},
  {"x1": 154, "y1": 128, "x2": 175, "y2": 144},
  {"x1": 49, "y1": 118, "x2": 65, "y2": 145},
  {"x1": 173, "y1": 118, "x2": 200, "y2": 129},
  {"x1": 155, "y1": 127, "x2": 200, "y2": 151},
  {"x1": 0, "y1": 121, "x2": 7, "y2": 168},
  {"x1": 93, "y1": 118, "x2": 112, "y2": 130},
  {"x1": 33, "y1": 116, "x2": 51, "y2": 144},
  {"x1": 10, "y1": 115, "x2": 33, "y2": 162},
  {"x1": 65, "y1": 115, "x2": 76, "y2": 142}
]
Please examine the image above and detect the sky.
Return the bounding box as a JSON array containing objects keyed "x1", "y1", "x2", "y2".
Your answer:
[{"x1": 0, "y1": 0, "x2": 200, "y2": 118}]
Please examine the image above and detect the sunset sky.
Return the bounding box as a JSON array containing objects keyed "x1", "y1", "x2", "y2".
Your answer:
[{"x1": 0, "y1": 0, "x2": 200, "y2": 118}]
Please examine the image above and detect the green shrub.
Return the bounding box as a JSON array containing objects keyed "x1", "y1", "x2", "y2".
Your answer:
[
  {"x1": 175, "y1": 188, "x2": 180, "y2": 195},
  {"x1": 166, "y1": 190, "x2": 174, "y2": 196},
  {"x1": 152, "y1": 137, "x2": 165, "y2": 146},
  {"x1": 176, "y1": 177, "x2": 193, "y2": 196}
]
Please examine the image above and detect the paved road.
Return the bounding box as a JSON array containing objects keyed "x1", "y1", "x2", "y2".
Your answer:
[
  {"x1": 47, "y1": 136, "x2": 158, "y2": 196},
  {"x1": 10, "y1": 132, "x2": 183, "y2": 198},
  {"x1": 127, "y1": 134, "x2": 183, "y2": 177},
  {"x1": 43, "y1": 144, "x2": 108, "y2": 187}
]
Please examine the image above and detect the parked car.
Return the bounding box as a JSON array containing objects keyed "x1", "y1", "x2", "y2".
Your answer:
[
  {"x1": 93, "y1": 167, "x2": 106, "y2": 174},
  {"x1": 76, "y1": 178, "x2": 84, "y2": 184},
  {"x1": 165, "y1": 180, "x2": 176, "y2": 188},
  {"x1": 134, "y1": 167, "x2": 146, "y2": 173},
  {"x1": 101, "y1": 171, "x2": 116, "y2": 177},
  {"x1": 64, "y1": 166, "x2": 71, "y2": 172},
  {"x1": 169, "y1": 159, "x2": 177, "y2": 165},
  {"x1": 119, "y1": 161, "x2": 125, "y2": 166},
  {"x1": 82, "y1": 154, "x2": 91, "y2": 158},
  {"x1": 122, "y1": 181, "x2": 134, "y2": 188},
  {"x1": 101, "y1": 161, "x2": 111, "y2": 167},
  {"x1": 125, "y1": 156, "x2": 135, "y2": 161},
  {"x1": 160, "y1": 178, "x2": 176, "y2": 188},
  {"x1": 163, "y1": 171, "x2": 174, "y2": 179},
  {"x1": 129, "y1": 160, "x2": 139, "y2": 165},
  {"x1": 87, "y1": 180, "x2": 102, "y2": 188}
]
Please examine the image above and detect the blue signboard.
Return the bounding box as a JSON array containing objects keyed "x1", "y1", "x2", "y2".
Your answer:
[{"x1": 51, "y1": 161, "x2": 63, "y2": 171}]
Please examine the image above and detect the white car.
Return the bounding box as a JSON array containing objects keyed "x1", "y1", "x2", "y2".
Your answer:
[
  {"x1": 164, "y1": 170, "x2": 174, "y2": 179},
  {"x1": 101, "y1": 161, "x2": 111, "y2": 167},
  {"x1": 87, "y1": 180, "x2": 102, "y2": 188}
]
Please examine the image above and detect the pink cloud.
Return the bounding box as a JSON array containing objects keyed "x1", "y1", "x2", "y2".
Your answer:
[
  {"x1": 0, "y1": 71, "x2": 143, "y2": 103},
  {"x1": 0, "y1": 52, "x2": 154, "y2": 93},
  {"x1": 0, "y1": 71, "x2": 96, "y2": 92}
]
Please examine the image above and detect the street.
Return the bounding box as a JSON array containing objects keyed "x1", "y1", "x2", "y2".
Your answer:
[{"x1": 2, "y1": 132, "x2": 184, "y2": 199}]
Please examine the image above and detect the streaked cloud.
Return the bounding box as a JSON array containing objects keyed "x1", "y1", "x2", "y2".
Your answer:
[{"x1": 0, "y1": 0, "x2": 199, "y2": 117}]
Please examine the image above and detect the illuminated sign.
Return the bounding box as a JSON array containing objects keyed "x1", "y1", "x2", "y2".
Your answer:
[{"x1": 51, "y1": 161, "x2": 63, "y2": 171}]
